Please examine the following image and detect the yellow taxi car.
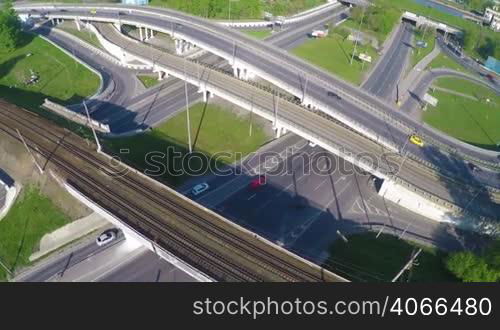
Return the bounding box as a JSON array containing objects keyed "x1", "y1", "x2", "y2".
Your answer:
[
  {"x1": 90, "y1": 9, "x2": 97, "y2": 15},
  {"x1": 409, "y1": 134, "x2": 424, "y2": 147}
]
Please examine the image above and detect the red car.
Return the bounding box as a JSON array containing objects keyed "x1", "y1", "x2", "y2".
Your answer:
[{"x1": 249, "y1": 175, "x2": 266, "y2": 189}]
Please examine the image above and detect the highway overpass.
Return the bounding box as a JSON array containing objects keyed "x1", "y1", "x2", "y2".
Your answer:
[
  {"x1": 15, "y1": 4, "x2": 500, "y2": 172},
  {"x1": 15, "y1": 4, "x2": 500, "y2": 229}
]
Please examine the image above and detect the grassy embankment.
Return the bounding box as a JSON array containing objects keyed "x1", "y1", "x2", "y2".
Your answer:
[{"x1": 0, "y1": 186, "x2": 70, "y2": 281}]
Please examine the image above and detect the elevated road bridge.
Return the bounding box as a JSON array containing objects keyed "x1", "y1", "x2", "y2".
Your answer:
[{"x1": 15, "y1": 4, "x2": 500, "y2": 174}]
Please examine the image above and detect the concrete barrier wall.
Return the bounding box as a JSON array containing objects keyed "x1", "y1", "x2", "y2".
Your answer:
[{"x1": 63, "y1": 182, "x2": 214, "y2": 282}]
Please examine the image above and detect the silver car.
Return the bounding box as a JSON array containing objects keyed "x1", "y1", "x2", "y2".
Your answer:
[{"x1": 96, "y1": 230, "x2": 117, "y2": 246}]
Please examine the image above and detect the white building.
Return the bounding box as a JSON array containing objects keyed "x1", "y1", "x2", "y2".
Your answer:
[{"x1": 484, "y1": 6, "x2": 500, "y2": 31}]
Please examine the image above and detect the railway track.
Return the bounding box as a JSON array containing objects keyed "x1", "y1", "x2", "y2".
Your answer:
[{"x1": 0, "y1": 100, "x2": 346, "y2": 282}]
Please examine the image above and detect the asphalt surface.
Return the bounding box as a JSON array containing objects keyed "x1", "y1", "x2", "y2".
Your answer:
[
  {"x1": 183, "y1": 134, "x2": 483, "y2": 265},
  {"x1": 363, "y1": 22, "x2": 414, "y2": 100},
  {"x1": 98, "y1": 249, "x2": 197, "y2": 282},
  {"x1": 15, "y1": 231, "x2": 126, "y2": 282}
]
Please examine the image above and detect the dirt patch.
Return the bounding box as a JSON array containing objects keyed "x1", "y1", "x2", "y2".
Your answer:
[{"x1": 0, "y1": 131, "x2": 92, "y2": 220}]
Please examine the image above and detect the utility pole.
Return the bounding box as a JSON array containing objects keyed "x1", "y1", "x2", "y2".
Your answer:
[
  {"x1": 16, "y1": 129, "x2": 44, "y2": 174},
  {"x1": 274, "y1": 90, "x2": 279, "y2": 127},
  {"x1": 392, "y1": 248, "x2": 422, "y2": 282},
  {"x1": 350, "y1": 6, "x2": 366, "y2": 65},
  {"x1": 83, "y1": 101, "x2": 102, "y2": 153},
  {"x1": 184, "y1": 57, "x2": 193, "y2": 154}
]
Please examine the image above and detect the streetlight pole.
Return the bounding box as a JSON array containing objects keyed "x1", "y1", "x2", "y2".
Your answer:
[
  {"x1": 232, "y1": 40, "x2": 237, "y2": 66},
  {"x1": 350, "y1": 6, "x2": 366, "y2": 65},
  {"x1": 83, "y1": 101, "x2": 101, "y2": 153}
]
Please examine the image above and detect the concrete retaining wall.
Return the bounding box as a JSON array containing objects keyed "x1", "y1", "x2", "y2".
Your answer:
[{"x1": 42, "y1": 99, "x2": 111, "y2": 133}]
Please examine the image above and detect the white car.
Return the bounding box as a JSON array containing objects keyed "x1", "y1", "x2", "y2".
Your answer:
[
  {"x1": 191, "y1": 182, "x2": 209, "y2": 196},
  {"x1": 96, "y1": 230, "x2": 117, "y2": 246},
  {"x1": 308, "y1": 141, "x2": 317, "y2": 147}
]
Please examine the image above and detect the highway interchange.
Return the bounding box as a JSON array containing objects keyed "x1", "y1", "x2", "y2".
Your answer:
[{"x1": 6, "y1": 1, "x2": 500, "y2": 281}]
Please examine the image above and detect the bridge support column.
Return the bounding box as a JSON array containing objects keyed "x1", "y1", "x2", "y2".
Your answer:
[
  {"x1": 75, "y1": 19, "x2": 81, "y2": 31},
  {"x1": 139, "y1": 27, "x2": 144, "y2": 41}
]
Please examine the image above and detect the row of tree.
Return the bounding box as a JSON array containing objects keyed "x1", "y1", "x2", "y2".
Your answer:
[
  {"x1": 462, "y1": 24, "x2": 500, "y2": 59},
  {"x1": 0, "y1": 0, "x2": 21, "y2": 53}
]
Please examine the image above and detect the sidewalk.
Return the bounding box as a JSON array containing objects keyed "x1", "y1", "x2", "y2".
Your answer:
[{"x1": 431, "y1": 86, "x2": 478, "y2": 100}]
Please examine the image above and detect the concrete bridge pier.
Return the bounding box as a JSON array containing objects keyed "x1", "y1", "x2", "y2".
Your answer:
[
  {"x1": 75, "y1": 19, "x2": 81, "y2": 31},
  {"x1": 138, "y1": 26, "x2": 144, "y2": 41}
]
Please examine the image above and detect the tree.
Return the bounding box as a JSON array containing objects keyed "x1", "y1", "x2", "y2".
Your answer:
[{"x1": 0, "y1": 0, "x2": 21, "y2": 53}]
